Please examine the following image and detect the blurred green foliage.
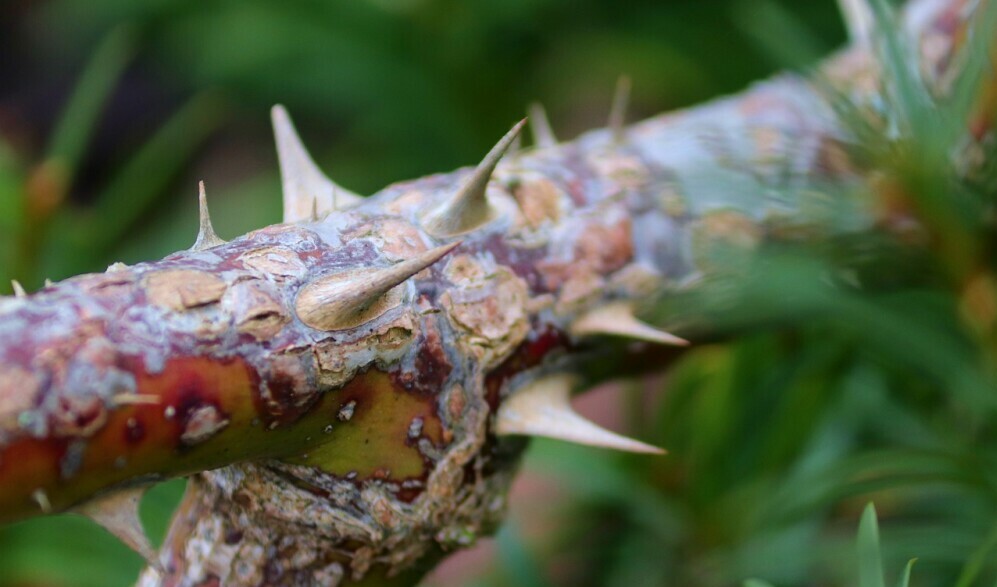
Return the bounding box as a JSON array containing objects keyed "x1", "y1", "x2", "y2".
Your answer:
[{"x1": 2, "y1": 0, "x2": 996, "y2": 586}]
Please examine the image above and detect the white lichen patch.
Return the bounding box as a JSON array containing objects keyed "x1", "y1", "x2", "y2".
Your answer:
[
  {"x1": 337, "y1": 400, "x2": 356, "y2": 422},
  {"x1": 181, "y1": 405, "x2": 230, "y2": 446}
]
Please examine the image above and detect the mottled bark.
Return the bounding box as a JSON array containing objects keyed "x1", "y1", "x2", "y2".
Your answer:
[{"x1": 0, "y1": 0, "x2": 984, "y2": 584}]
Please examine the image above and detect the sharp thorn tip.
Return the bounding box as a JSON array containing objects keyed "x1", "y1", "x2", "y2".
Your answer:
[
  {"x1": 528, "y1": 102, "x2": 558, "y2": 148},
  {"x1": 191, "y1": 181, "x2": 226, "y2": 251},
  {"x1": 608, "y1": 74, "x2": 632, "y2": 143},
  {"x1": 572, "y1": 301, "x2": 688, "y2": 346},
  {"x1": 295, "y1": 242, "x2": 460, "y2": 331},
  {"x1": 496, "y1": 374, "x2": 665, "y2": 454},
  {"x1": 272, "y1": 106, "x2": 363, "y2": 224},
  {"x1": 31, "y1": 488, "x2": 51, "y2": 512},
  {"x1": 423, "y1": 121, "x2": 525, "y2": 236}
]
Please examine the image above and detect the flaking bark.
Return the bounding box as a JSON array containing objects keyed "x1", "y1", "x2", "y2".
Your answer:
[{"x1": 0, "y1": 0, "x2": 987, "y2": 584}]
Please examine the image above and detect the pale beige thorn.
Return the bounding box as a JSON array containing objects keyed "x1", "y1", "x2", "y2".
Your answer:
[
  {"x1": 422, "y1": 119, "x2": 527, "y2": 237},
  {"x1": 295, "y1": 241, "x2": 460, "y2": 331},
  {"x1": 608, "y1": 74, "x2": 632, "y2": 143},
  {"x1": 44, "y1": 279, "x2": 53, "y2": 288},
  {"x1": 271, "y1": 105, "x2": 363, "y2": 223},
  {"x1": 76, "y1": 487, "x2": 163, "y2": 573},
  {"x1": 310, "y1": 195, "x2": 320, "y2": 221},
  {"x1": 509, "y1": 130, "x2": 523, "y2": 156},
  {"x1": 332, "y1": 186, "x2": 347, "y2": 215},
  {"x1": 496, "y1": 374, "x2": 665, "y2": 454},
  {"x1": 191, "y1": 181, "x2": 226, "y2": 251},
  {"x1": 11, "y1": 280, "x2": 26, "y2": 298},
  {"x1": 112, "y1": 393, "x2": 160, "y2": 406},
  {"x1": 31, "y1": 488, "x2": 51, "y2": 512},
  {"x1": 571, "y1": 301, "x2": 689, "y2": 346},
  {"x1": 837, "y1": 0, "x2": 874, "y2": 45},
  {"x1": 528, "y1": 102, "x2": 558, "y2": 148}
]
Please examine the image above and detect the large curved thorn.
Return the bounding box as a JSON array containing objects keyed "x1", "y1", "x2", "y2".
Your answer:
[
  {"x1": 571, "y1": 301, "x2": 688, "y2": 346},
  {"x1": 422, "y1": 119, "x2": 527, "y2": 237},
  {"x1": 295, "y1": 241, "x2": 460, "y2": 331},
  {"x1": 496, "y1": 374, "x2": 665, "y2": 454},
  {"x1": 271, "y1": 105, "x2": 364, "y2": 223},
  {"x1": 76, "y1": 487, "x2": 163, "y2": 573}
]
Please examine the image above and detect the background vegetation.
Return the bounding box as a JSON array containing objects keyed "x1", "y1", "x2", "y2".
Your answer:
[{"x1": 2, "y1": 0, "x2": 995, "y2": 585}]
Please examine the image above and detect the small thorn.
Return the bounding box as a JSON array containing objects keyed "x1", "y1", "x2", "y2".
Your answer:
[
  {"x1": 837, "y1": 0, "x2": 874, "y2": 45},
  {"x1": 528, "y1": 102, "x2": 558, "y2": 148},
  {"x1": 76, "y1": 487, "x2": 163, "y2": 573},
  {"x1": 295, "y1": 242, "x2": 460, "y2": 331},
  {"x1": 112, "y1": 393, "x2": 160, "y2": 406},
  {"x1": 422, "y1": 119, "x2": 527, "y2": 237},
  {"x1": 11, "y1": 280, "x2": 26, "y2": 298},
  {"x1": 191, "y1": 181, "x2": 226, "y2": 251},
  {"x1": 571, "y1": 301, "x2": 688, "y2": 346},
  {"x1": 31, "y1": 488, "x2": 51, "y2": 512},
  {"x1": 271, "y1": 105, "x2": 363, "y2": 224},
  {"x1": 44, "y1": 279, "x2": 53, "y2": 288},
  {"x1": 608, "y1": 75, "x2": 632, "y2": 143},
  {"x1": 496, "y1": 374, "x2": 665, "y2": 454}
]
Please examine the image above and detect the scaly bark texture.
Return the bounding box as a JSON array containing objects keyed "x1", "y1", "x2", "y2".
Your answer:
[{"x1": 0, "y1": 0, "x2": 985, "y2": 584}]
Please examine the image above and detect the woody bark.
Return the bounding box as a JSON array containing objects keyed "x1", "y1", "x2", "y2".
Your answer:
[{"x1": 0, "y1": 0, "x2": 988, "y2": 584}]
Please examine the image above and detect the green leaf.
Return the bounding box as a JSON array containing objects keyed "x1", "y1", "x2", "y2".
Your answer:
[
  {"x1": 744, "y1": 579, "x2": 777, "y2": 587},
  {"x1": 954, "y1": 520, "x2": 997, "y2": 587},
  {"x1": 858, "y1": 503, "x2": 887, "y2": 587},
  {"x1": 894, "y1": 559, "x2": 916, "y2": 587}
]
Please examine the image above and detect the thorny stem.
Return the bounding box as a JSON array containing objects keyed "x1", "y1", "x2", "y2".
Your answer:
[{"x1": 0, "y1": 0, "x2": 990, "y2": 585}]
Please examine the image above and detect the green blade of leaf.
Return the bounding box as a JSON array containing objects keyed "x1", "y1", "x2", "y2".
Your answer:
[
  {"x1": 858, "y1": 503, "x2": 887, "y2": 587},
  {"x1": 894, "y1": 559, "x2": 916, "y2": 587},
  {"x1": 954, "y1": 520, "x2": 997, "y2": 587}
]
